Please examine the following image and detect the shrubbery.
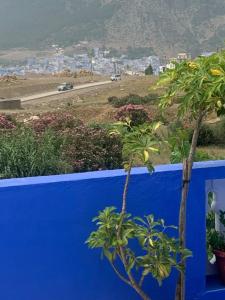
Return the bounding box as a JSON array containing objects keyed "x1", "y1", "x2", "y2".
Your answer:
[
  {"x1": 0, "y1": 112, "x2": 123, "y2": 179},
  {"x1": 212, "y1": 118, "x2": 225, "y2": 145},
  {"x1": 29, "y1": 112, "x2": 123, "y2": 173},
  {"x1": 62, "y1": 126, "x2": 123, "y2": 172},
  {"x1": 1, "y1": 107, "x2": 225, "y2": 180},
  {"x1": 0, "y1": 128, "x2": 70, "y2": 179},
  {"x1": 29, "y1": 112, "x2": 83, "y2": 133},
  {"x1": 0, "y1": 114, "x2": 16, "y2": 129},
  {"x1": 189, "y1": 123, "x2": 225, "y2": 146},
  {"x1": 108, "y1": 93, "x2": 159, "y2": 107},
  {"x1": 194, "y1": 124, "x2": 215, "y2": 146},
  {"x1": 115, "y1": 104, "x2": 149, "y2": 126}
]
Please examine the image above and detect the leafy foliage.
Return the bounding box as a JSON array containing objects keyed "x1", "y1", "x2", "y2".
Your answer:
[
  {"x1": 115, "y1": 104, "x2": 149, "y2": 126},
  {"x1": 25, "y1": 112, "x2": 123, "y2": 173},
  {"x1": 87, "y1": 121, "x2": 191, "y2": 300},
  {"x1": 62, "y1": 125, "x2": 123, "y2": 172},
  {"x1": 168, "y1": 128, "x2": 190, "y2": 163},
  {"x1": 110, "y1": 121, "x2": 161, "y2": 171},
  {"x1": 29, "y1": 112, "x2": 83, "y2": 133},
  {"x1": 0, "y1": 113, "x2": 124, "y2": 178},
  {"x1": 168, "y1": 127, "x2": 215, "y2": 163},
  {"x1": 157, "y1": 51, "x2": 225, "y2": 299},
  {"x1": 158, "y1": 52, "x2": 225, "y2": 119},
  {"x1": 87, "y1": 207, "x2": 191, "y2": 286}
]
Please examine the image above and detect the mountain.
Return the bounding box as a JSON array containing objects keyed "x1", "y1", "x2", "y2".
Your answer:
[{"x1": 0, "y1": 0, "x2": 225, "y2": 56}]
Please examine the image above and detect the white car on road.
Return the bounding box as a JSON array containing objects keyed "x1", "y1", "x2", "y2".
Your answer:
[
  {"x1": 111, "y1": 74, "x2": 121, "y2": 81},
  {"x1": 57, "y1": 82, "x2": 74, "y2": 91}
]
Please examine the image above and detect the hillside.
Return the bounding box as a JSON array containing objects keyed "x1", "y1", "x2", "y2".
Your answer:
[{"x1": 0, "y1": 0, "x2": 225, "y2": 56}]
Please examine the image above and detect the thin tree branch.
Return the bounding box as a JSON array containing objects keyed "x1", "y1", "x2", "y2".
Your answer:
[
  {"x1": 116, "y1": 157, "x2": 150, "y2": 300},
  {"x1": 122, "y1": 161, "x2": 132, "y2": 214},
  {"x1": 118, "y1": 246, "x2": 151, "y2": 300},
  {"x1": 117, "y1": 161, "x2": 132, "y2": 249},
  {"x1": 109, "y1": 261, "x2": 132, "y2": 287},
  {"x1": 139, "y1": 273, "x2": 146, "y2": 287}
]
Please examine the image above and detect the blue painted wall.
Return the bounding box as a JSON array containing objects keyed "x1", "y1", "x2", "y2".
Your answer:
[{"x1": 0, "y1": 161, "x2": 225, "y2": 300}]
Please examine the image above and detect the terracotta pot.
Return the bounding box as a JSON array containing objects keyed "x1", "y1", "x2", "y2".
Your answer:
[{"x1": 214, "y1": 250, "x2": 225, "y2": 284}]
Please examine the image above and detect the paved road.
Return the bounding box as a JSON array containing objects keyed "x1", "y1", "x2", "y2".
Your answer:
[{"x1": 21, "y1": 80, "x2": 112, "y2": 102}]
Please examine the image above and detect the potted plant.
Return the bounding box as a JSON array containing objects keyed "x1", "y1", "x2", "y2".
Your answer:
[{"x1": 207, "y1": 200, "x2": 225, "y2": 284}]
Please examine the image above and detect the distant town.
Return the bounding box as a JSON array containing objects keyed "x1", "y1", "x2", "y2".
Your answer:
[{"x1": 0, "y1": 45, "x2": 216, "y2": 77}]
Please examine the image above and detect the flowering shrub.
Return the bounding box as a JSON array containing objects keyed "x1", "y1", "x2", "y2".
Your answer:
[
  {"x1": 29, "y1": 112, "x2": 83, "y2": 133},
  {"x1": 28, "y1": 112, "x2": 123, "y2": 172},
  {"x1": 0, "y1": 112, "x2": 123, "y2": 178},
  {"x1": 62, "y1": 125, "x2": 123, "y2": 172},
  {"x1": 0, "y1": 114, "x2": 16, "y2": 129},
  {"x1": 115, "y1": 104, "x2": 149, "y2": 126}
]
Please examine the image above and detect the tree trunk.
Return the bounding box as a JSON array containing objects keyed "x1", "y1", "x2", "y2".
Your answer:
[
  {"x1": 175, "y1": 112, "x2": 205, "y2": 300},
  {"x1": 118, "y1": 163, "x2": 151, "y2": 300},
  {"x1": 122, "y1": 164, "x2": 132, "y2": 214}
]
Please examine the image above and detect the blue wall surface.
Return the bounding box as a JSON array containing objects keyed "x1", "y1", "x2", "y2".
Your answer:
[{"x1": 0, "y1": 161, "x2": 225, "y2": 300}]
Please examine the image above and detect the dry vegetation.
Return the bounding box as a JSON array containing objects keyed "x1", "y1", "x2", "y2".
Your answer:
[{"x1": 0, "y1": 74, "x2": 159, "y2": 120}]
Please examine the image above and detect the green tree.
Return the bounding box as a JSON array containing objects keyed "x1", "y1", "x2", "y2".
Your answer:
[
  {"x1": 145, "y1": 64, "x2": 153, "y2": 75},
  {"x1": 87, "y1": 121, "x2": 191, "y2": 300},
  {"x1": 157, "y1": 50, "x2": 225, "y2": 300}
]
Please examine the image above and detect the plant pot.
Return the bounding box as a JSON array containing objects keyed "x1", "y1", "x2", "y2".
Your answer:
[{"x1": 214, "y1": 250, "x2": 225, "y2": 284}]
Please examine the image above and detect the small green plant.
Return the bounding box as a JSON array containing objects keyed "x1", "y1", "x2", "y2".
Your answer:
[
  {"x1": 207, "y1": 203, "x2": 225, "y2": 261},
  {"x1": 168, "y1": 127, "x2": 215, "y2": 164},
  {"x1": 87, "y1": 121, "x2": 191, "y2": 300}
]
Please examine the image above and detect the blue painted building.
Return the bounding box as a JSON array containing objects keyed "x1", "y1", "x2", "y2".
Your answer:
[{"x1": 0, "y1": 161, "x2": 224, "y2": 300}]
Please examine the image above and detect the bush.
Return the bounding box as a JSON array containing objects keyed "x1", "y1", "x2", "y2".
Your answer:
[
  {"x1": 30, "y1": 112, "x2": 123, "y2": 172},
  {"x1": 0, "y1": 128, "x2": 70, "y2": 179},
  {"x1": 171, "y1": 148, "x2": 214, "y2": 164},
  {"x1": 189, "y1": 124, "x2": 215, "y2": 146},
  {"x1": 194, "y1": 150, "x2": 214, "y2": 162},
  {"x1": 62, "y1": 126, "x2": 123, "y2": 172},
  {"x1": 0, "y1": 112, "x2": 123, "y2": 178},
  {"x1": 115, "y1": 104, "x2": 149, "y2": 126},
  {"x1": 198, "y1": 124, "x2": 215, "y2": 146},
  {"x1": 0, "y1": 114, "x2": 16, "y2": 129},
  {"x1": 29, "y1": 112, "x2": 83, "y2": 133},
  {"x1": 212, "y1": 118, "x2": 225, "y2": 145},
  {"x1": 108, "y1": 93, "x2": 159, "y2": 107}
]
